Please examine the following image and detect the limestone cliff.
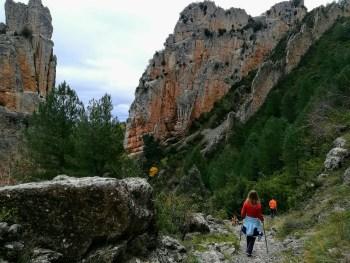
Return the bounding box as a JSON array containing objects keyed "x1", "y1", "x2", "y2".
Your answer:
[
  {"x1": 125, "y1": 0, "x2": 307, "y2": 154},
  {"x1": 237, "y1": 0, "x2": 350, "y2": 122},
  {"x1": 0, "y1": 0, "x2": 56, "y2": 113},
  {"x1": 0, "y1": 0, "x2": 56, "y2": 183}
]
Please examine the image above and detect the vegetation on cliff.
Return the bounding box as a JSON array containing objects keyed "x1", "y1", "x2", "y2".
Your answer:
[{"x1": 148, "y1": 17, "x2": 350, "y2": 234}]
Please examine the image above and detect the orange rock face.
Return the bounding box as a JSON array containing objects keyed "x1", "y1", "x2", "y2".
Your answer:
[
  {"x1": 0, "y1": 0, "x2": 56, "y2": 114},
  {"x1": 125, "y1": 1, "x2": 307, "y2": 154}
]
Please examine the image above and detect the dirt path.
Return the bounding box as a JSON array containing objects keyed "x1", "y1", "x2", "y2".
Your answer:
[{"x1": 231, "y1": 219, "x2": 283, "y2": 263}]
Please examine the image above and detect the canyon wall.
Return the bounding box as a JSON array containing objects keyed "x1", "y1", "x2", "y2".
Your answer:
[
  {"x1": 125, "y1": 0, "x2": 307, "y2": 154},
  {"x1": 0, "y1": 0, "x2": 56, "y2": 183}
]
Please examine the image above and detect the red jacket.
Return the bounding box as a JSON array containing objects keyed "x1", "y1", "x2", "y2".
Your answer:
[{"x1": 241, "y1": 200, "x2": 264, "y2": 222}]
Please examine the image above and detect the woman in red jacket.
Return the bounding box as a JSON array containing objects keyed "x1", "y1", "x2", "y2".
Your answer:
[{"x1": 241, "y1": 190, "x2": 264, "y2": 257}]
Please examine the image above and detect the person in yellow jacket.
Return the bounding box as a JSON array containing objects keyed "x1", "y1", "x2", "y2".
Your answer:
[
  {"x1": 149, "y1": 166, "x2": 159, "y2": 177},
  {"x1": 269, "y1": 198, "x2": 277, "y2": 218}
]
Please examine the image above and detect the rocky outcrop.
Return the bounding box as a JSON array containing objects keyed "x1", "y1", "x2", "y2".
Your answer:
[
  {"x1": 185, "y1": 213, "x2": 210, "y2": 234},
  {"x1": 324, "y1": 137, "x2": 349, "y2": 170},
  {"x1": 0, "y1": 107, "x2": 27, "y2": 186},
  {"x1": 238, "y1": 0, "x2": 350, "y2": 121},
  {"x1": 0, "y1": 0, "x2": 56, "y2": 113},
  {"x1": 0, "y1": 0, "x2": 56, "y2": 184},
  {"x1": 0, "y1": 176, "x2": 157, "y2": 262},
  {"x1": 125, "y1": 0, "x2": 307, "y2": 154}
]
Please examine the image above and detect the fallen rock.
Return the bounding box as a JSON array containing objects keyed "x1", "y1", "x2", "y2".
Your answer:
[{"x1": 0, "y1": 176, "x2": 157, "y2": 261}]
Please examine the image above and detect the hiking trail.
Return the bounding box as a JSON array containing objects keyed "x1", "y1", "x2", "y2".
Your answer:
[{"x1": 232, "y1": 218, "x2": 284, "y2": 263}]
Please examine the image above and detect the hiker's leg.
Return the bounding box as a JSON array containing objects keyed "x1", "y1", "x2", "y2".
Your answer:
[{"x1": 247, "y1": 236, "x2": 256, "y2": 255}]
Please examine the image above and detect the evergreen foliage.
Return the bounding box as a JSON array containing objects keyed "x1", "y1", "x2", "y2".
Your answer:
[{"x1": 23, "y1": 83, "x2": 140, "y2": 180}]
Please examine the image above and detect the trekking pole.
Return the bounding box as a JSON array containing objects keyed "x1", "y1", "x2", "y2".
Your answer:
[
  {"x1": 263, "y1": 221, "x2": 269, "y2": 254},
  {"x1": 239, "y1": 224, "x2": 242, "y2": 241}
]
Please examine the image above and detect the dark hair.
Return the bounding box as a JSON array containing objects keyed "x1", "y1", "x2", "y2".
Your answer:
[{"x1": 247, "y1": 190, "x2": 260, "y2": 205}]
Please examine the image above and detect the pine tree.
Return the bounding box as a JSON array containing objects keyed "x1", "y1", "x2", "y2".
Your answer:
[
  {"x1": 25, "y1": 82, "x2": 84, "y2": 177},
  {"x1": 74, "y1": 94, "x2": 125, "y2": 177},
  {"x1": 283, "y1": 125, "x2": 303, "y2": 184},
  {"x1": 257, "y1": 117, "x2": 287, "y2": 175}
]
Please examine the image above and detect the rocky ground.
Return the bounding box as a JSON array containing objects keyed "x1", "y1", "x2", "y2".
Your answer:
[{"x1": 130, "y1": 213, "x2": 298, "y2": 263}]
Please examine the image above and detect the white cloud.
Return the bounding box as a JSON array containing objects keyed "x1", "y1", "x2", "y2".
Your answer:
[{"x1": 0, "y1": 0, "x2": 335, "y2": 120}]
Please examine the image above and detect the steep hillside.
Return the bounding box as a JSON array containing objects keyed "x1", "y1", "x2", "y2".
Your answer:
[
  {"x1": 125, "y1": 0, "x2": 307, "y2": 155},
  {"x1": 143, "y1": 8, "x2": 350, "y2": 262}
]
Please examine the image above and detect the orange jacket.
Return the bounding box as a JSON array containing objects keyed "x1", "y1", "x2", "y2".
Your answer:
[{"x1": 269, "y1": 199, "x2": 277, "y2": 209}]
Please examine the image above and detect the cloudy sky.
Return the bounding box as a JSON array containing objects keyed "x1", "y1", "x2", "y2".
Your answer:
[{"x1": 0, "y1": 0, "x2": 333, "y2": 120}]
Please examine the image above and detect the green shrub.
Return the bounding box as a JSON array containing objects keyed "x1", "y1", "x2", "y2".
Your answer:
[
  {"x1": 155, "y1": 193, "x2": 198, "y2": 235},
  {"x1": 305, "y1": 211, "x2": 350, "y2": 262}
]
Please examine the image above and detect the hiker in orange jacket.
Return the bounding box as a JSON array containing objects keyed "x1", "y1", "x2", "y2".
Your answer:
[{"x1": 269, "y1": 198, "x2": 277, "y2": 219}]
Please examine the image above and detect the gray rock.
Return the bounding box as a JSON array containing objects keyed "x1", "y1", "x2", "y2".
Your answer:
[
  {"x1": 52, "y1": 175, "x2": 70, "y2": 181},
  {"x1": 238, "y1": 1, "x2": 350, "y2": 122},
  {"x1": 0, "y1": 176, "x2": 157, "y2": 261},
  {"x1": 31, "y1": 248, "x2": 63, "y2": 263},
  {"x1": 186, "y1": 213, "x2": 210, "y2": 234},
  {"x1": 334, "y1": 137, "x2": 347, "y2": 148},
  {"x1": 201, "y1": 112, "x2": 236, "y2": 156},
  {"x1": 5, "y1": 0, "x2": 53, "y2": 38},
  {"x1": 324, "y1": 147, "x2": 349, "y2": 170},
  {"x1": 343, "y1": 167, "x2": 350, "y2": 185},
  {"x1": 129, "y1": 236, "x2": 187, "y2": 263},
  {"x1": 161, "y1": 236, "x2": 186, "y2": 253},
  {"x1": 82, "y1": 243, "x2": 127, "y2": 263},
  {"x1": 194, "y1": 250, "x2": 225, "y2": 263}
]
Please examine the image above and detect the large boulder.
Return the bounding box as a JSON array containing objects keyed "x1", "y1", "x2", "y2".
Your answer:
[
  {"x1": 0, "y1": 176, "x2": 157, "y2": 261},
  {"x1": 186, "y1": 213, "x2": 210, "y2": 234},
  {"x1": 324, "y1": 147, "x2": 349, "y2": 170}
]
